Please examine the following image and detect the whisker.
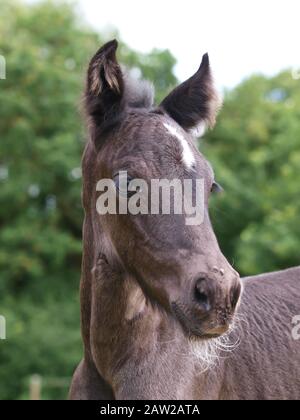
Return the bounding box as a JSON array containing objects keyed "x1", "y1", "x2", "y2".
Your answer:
[{"x1": 189, "y1": 312, "x2": 247, "y2": 374}]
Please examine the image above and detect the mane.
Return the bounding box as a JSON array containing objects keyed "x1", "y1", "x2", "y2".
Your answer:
[{"x1": 123, "y1": 68, "x2": 155, "y2": 109}]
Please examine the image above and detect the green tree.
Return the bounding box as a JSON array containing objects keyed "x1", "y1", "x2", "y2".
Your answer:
[{"x1": 204, "y1": 71, "x2": 300, "y2": 275}]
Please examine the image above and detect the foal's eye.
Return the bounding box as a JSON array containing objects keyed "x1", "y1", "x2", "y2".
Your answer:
[
  {"x1": 211, "y1": 182, "x2": 223, "y2": 194},
  {"x1": 113, "y1": 173, "x2": 135, "y2": 198}
]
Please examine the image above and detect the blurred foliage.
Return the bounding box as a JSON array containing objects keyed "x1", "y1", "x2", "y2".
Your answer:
[
  {"x1": 0, "y1": 0, "x2": 299, "y2": 401},
  {"x1": 0, "y1": 0, "x2": 176, "y2": 399},
  {"x1": 204, "y1": 72, "x2": 300, "y2": 274}
]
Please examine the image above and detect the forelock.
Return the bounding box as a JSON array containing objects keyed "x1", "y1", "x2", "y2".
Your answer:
[{"x1": 123, "y1": 68, "x2": 155, "y2": 109}]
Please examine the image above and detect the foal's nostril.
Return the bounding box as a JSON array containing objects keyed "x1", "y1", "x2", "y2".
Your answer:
[
  {"x1": 194, "y1": 278, "x2": 211, "y2": 312},
  {"x1": 230, "y1": 282, "x2": 242, "y2": 310}
]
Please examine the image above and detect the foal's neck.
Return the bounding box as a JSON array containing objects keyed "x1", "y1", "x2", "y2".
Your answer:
[{"x1": 89, "y1": 254, "x2": 227, "y2": 399}]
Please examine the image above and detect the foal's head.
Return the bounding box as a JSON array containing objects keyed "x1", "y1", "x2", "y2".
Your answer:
[{"x1": 84, "y1": 40, "x2": 241, "y2": 341}]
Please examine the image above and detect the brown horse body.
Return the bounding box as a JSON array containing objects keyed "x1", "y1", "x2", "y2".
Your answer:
[{"x1": 69, "y1": 41, "x2": 300, "y2": 400}]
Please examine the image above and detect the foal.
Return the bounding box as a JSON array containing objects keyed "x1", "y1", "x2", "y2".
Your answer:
[{"x1": 70, "y1": 41, "x2": 300, "y2": 400}]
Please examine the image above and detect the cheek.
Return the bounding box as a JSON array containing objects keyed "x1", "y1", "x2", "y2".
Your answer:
[{"x1": 136, "y1": 214, "x2": 194, "y2": 250}]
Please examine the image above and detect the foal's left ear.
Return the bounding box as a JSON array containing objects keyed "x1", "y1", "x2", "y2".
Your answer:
[
  {"x1": 85, "y1": 40, "x2": 124, "y2": 129},
  {"x1": 160, "y1": 54, "x2": 221, "y2": 134}
]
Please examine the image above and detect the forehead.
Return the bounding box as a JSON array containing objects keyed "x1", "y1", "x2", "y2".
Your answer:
[{"x1": 107, "y1": 111, "x2": 214, "y2": 179}]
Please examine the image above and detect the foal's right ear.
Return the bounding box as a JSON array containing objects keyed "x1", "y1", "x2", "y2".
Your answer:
[{"x1": 85, "y1": 40, "x2": 124, "y2": 129}]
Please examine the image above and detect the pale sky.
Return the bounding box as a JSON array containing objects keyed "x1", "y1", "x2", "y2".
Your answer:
[{"x1": 77, "y1": 0, "x2": 300, "y2": 89}]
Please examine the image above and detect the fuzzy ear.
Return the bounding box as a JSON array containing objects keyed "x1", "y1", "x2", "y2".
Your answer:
[
  {"x1": 85, "y1": 40, "x2": 124, "y2": 130},
  {"x1": 160, "y1": 54, "x2": 221, "y2": 135}
]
